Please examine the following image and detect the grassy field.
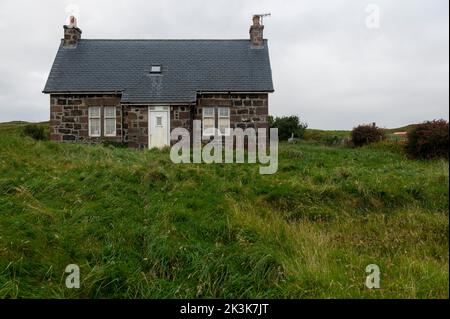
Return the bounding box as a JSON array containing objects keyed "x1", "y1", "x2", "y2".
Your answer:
[
  {"x1": 0, "y1": 122, "x2": 448, "y2": 298},
  {"x1": 303, "y1": 128, "x2": 351, "y2": 140}
]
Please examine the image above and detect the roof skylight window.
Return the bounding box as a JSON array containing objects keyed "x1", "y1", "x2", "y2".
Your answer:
[{"x1": 150, "y1": 65, "x2": 162, "y2": 74}]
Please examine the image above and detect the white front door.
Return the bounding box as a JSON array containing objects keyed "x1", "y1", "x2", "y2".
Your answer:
[{"x1": 149, "y1": 109, "x2": 169, "y2": 148}]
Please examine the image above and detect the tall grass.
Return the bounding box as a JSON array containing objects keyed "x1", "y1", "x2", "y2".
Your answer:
[{"x1": 0, "y1": 123, "x2": 448, "y2": 298}]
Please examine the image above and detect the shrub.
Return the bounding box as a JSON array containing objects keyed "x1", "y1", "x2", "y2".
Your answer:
[
  {"x1": 23, "y1": 124, "x2": 48, "y2": 141},
  {"x1": 406, "y1": 119, "x2": 449, "y2": 160},
  {"x1": 351, "y1": 124, "x2": 385, "y2": 147},
  {"x1": 101, "y1": 140, "x2": 128, "y2": 148},
  {"x1": 269, "y1": 115, "x2": 308, "y2": 141},
  {"x1": 321, "y1": 135, "x2": 342, "y2": 146}
]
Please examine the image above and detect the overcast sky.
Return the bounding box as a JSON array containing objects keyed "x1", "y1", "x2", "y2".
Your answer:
[{"x1": 0, "y1": 0, "x2": 448, "y2": 129}]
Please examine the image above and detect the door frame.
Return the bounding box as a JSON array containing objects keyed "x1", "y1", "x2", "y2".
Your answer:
[{"x1": 148, "y1": 106, "x2": 170, "y2": 148}]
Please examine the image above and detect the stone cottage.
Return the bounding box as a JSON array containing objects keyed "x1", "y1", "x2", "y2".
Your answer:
[{"x1": 43, "y1": 16, "x2": 274, "y2": 148}]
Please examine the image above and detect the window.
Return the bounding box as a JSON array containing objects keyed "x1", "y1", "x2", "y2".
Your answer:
[
  {"x1": 218, "y1": 107, "x2": 230, "y2": 136},
  {"x1": 104, "y1": 107, "x2": 116, "y2": 136},
  {"x1": 150, "y1": 65, "x2": 162, "y2": 74},
  {"x1": 156, "y1": 116, "x2": 163, "y2": 126},
  {"x1": 88, "y1": 107, "x2": 101, "y2": 137},
  {"x1": 202, "y1": 107, "x2": 215, "y2": 136}
]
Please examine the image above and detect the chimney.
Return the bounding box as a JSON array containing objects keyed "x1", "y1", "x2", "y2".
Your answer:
[
  {"x1": 63, "y1": 16, "x2": 82, "y2": 47},
  {"x1": 249, "y1": 15, "x2": 264, "y2": 47}
]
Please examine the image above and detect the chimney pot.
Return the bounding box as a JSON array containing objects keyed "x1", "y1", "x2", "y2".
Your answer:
[
  {"x1": 69, "y1": 15, "x2": 77, "y2": 27},
  {"x1": 253, "y1": 15, "x2": 261, "y2": 26},
  {"x1": 63, "y1": 16, "x2": 82, "y2": 47}
]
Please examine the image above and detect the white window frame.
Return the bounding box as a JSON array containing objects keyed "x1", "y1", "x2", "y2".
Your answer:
[
  {"x1": 104, "y1": 106, "x2": 117, "y2": 137},
  {"x1": 88, "y1": 106, "x2": 101, "y2": 137},
  {"x1": 202, "y1": 107, "x2": 215, "y2": 137},
  {"x1": 218, "y1": 107, "x2": 231, "y2": 136}
]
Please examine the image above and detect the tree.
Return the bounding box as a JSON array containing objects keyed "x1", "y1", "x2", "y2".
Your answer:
[{"x1": 269, "y1": 116, "x2": 308, "y2": 141}]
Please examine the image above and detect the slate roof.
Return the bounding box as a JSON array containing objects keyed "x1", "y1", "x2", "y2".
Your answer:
[{"x1": 43, "y1": 39, "x2": 274, "y2": 103}]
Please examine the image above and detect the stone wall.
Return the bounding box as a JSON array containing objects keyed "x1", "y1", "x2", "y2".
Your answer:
[
  {"x1": 49, "y1": 93, "x2": 269, "y2": 148},
  {"x1": 195, "y1": 93, "x2": 269, "y2": 131},
  {"x1": 170, "y1": 105, "x2": 193, "y2": 142},
  {"x1": 49, "y1": 94, "x2": 122, "y2": 143},
  {"x1": 122, "y1": 106, "x2": 149, "y2": 149}
]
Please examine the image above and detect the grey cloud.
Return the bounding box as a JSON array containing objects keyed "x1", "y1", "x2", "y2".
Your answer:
[{"x1": 0, "y1": 0, "x2": 448, "y2": 129}]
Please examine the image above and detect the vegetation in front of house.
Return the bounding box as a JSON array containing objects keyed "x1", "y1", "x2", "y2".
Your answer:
[{"x1": 0, "y1": 122, "x2": 448, "y2": 298}]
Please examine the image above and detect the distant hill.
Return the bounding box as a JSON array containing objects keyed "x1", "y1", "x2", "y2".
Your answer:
[
  {"x1": 0, "y1": 121, "x2": 49, "y2": 125},
  {"x1": 383, "y1": 124, "x2": 419, "y2": 134},
  {"x1": 304, "y1": 124, "x2": 419, "y2": 139},
  {"x1": 0, "y1": 121, "x2": 30, "y2": 125}
]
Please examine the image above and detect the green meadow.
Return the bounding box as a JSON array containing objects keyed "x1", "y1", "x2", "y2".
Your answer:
[{"x1": 0, "y1": 122, "x2": 448, "y2": 298}]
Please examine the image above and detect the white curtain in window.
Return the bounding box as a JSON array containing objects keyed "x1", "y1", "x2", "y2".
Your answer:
[
  {"x1": 89, "y1": 107, "x2": 101, "y2": 137},
  {"x1": 104, "y1": 107, "x2": 116, "y2": 136},
  {"x1": 203, "y1": 107, "x2": 215, "y2": 136},
  {"x1": 218, "y1": 107, "x2": 230, "y2": 136}
]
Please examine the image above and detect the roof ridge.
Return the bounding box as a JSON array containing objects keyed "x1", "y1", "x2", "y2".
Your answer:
[{"x1": 73, "y1": 38, "x2": 266, "y2": 42}]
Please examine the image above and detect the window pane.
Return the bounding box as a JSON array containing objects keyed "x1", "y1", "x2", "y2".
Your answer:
[
  {"x1": 219, "y1": 107, "x2": 229, "y2": 117},
  {"x1": 105, "y1": 118, "x2": 116, "y2": 135},
  {"x1": 151, "y1": 65, "x2": 161, "y2": 73},
  {"x1": 89, "y1": 118, "x2": 100, "y2": 136},
  {"x1": 203, "y1": 128, "x2": 215, "y2": 136},
  {"x1": 89, "y1": 107, "x2": 100, "y2": 118},
  {"x1": 203, "y1": 118, "x2": 215, "y2": 136},
  {"x1": 204, "y1": 118, "x2": 214, "y2": 128},
  {"x1": 218, "y1": 118, "x2": 230, "y2": 135},
  {"x1": 104, "y1": 107, "x2": 116, "y2": 118},
  {"x1": 203, "y1": 107, "x2": 214, "y2": 117}
]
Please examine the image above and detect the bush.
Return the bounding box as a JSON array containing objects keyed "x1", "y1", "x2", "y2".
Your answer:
[
  {"x1": 23, "y1": 124, "x2": 48, "y2": 141},
  {"x1": 101, "y1": 140, "x2": 128, "y2": 148},
  {"x1": 321, "y1": 135, "x2": 342, "y2": 146},
  {"x1": 268, "y1": 115, "x2": 308, "y2": 141},
  {"x1": 351, "y1": 124, "x2": 385, "y2": 147},
  {"x1": 406, "y1": 119, "x2": 449, "y2": 160}
]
